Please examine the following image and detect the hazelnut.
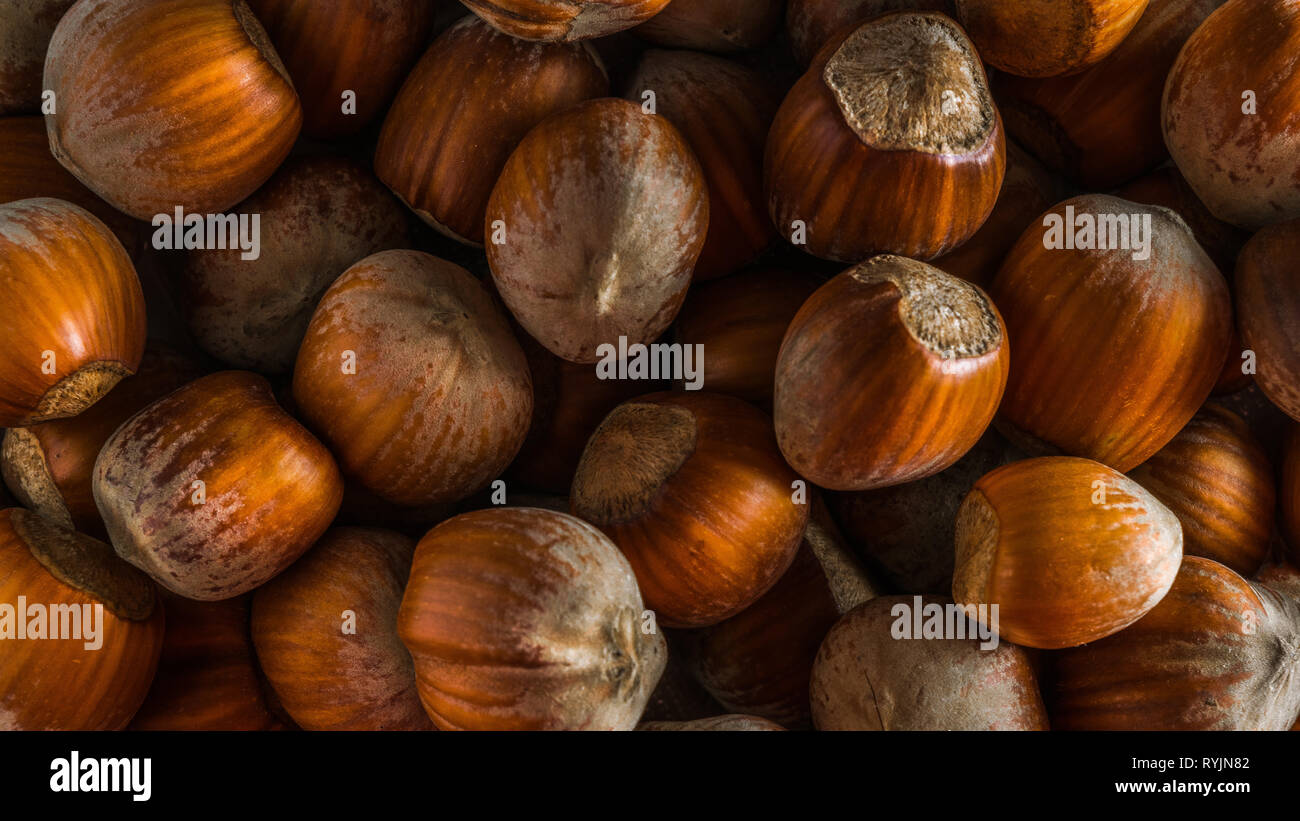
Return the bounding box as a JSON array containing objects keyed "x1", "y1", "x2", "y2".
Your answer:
[
  {"x1": 634, "y1": 0, "x2": 783, "y2": 53},
  {"x1": 461, "y1": 0, "x2": 673, "y2": 41},
  {"x1": 1235, "y1": 218, "x2": 1300, "y2": 422},
  {"x1": 786, "y1": 0, "x2": 956, "y2": 66},
  {"x1": 397, "y1": 508, "x2": 667, "y2": 730},
  {"x1": 571, "y1": 391, "x2": 808, "y2": 627},
  {"x1": 955, "y1": 0, "x2": 1150, "y2": 78},
  {"x1": 94, "y1": 371, "x2": 344, "y2": 601},
  {"x1": 953, "y1": 456, "x2": 1183, "y2": 649},
  {"x1": 765, "y1": 12, "x2": 1005, "y2": 262}
]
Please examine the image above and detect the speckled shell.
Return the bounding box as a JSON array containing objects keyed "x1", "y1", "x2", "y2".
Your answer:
[
  {"x1": 811, "y1": 595, "x2": 1048, "y2": 730},
  {"x1": 1050, "y1": 557, "x2": 1300, "y2": 730},
  {"x1": 292, "y1": 250, "x2": 533, "y2": 506},
  {"x1": 1163, "y1": 0, "x2": 1300, "y2": 229},
  {"x1": 990, "y1": 195, "x2": 1232, "y2": 471},
  {"x1": 0, "y1": 0, "x2": 74, "y2": 114},
  {"x1": 0, "y1": 508, "x2": 164, "y2": 730},
  {"x1": 638, "y1": 714, "x2": 785, "y2": 730},
  {"x1": 0, "y1": 197, "x2": 146, "y2": 428},
  {"x1": 461, "y1": 0, "x2": 673, "y2": 41},
  {"x1": 247, "y1": 0, "x2": 434, "y2": 138},
  {"x1": 181, "y1": 156, "x2": 410, "y2": 374},
  {"x1": 93, "y1": 371, "x2": 344, "y2": 601},
  {"x1": 252, "y1": 527, "x2": 432, "y2": 730},
  {"x1": 44, "y1": 0, "x2": 302, "y2": 219},
  {"x1": 375, "y1": 15, "x2": 608, "y2": 246},
  {"x1": 486, "y1": 98, "x2": 707, "y2": 364},
  {"x1": 625, "y1": 50, "x2": 777, "y2": 280},
  {"x1": 397, "y1": 508, "x2": 667, "y2": 730}
]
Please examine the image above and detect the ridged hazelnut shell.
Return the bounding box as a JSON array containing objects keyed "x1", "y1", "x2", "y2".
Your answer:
[
  {"x1": 765, "y1": 12, "x2": 1005, "y2": 262},
  {"x1": 375, "y1": 15, "x2": 608, "y2": 246},
  {"x1": 1162, "y1": 0, "x2": 1300, "y2": 229},
  {"x1": 625, "y1": 50, "x2": 778, "y2": 280},
  {"x1": 0, "y1": 197, "x2": 146, "y2": 427},
  {"x1": 0, "y1": 508, "x2": 163, "y2": 730},
  {"x1": 995, "y1": 0, "x2": 1219, "y2": 189},
  {"x1": 990, "y1": 194, "x2": 1232, "y2": 471},
  {"x1": 246, "y1": 0, "x2": 434, "y2": 138},
  {"x1": 43, "y1": 0, "x2": 303, "y2": 219},
  {"x1": 955, "y1": 0, "x2": 1149, "y2": 78},
  {"x1": 93, "y1": 370, "x2": 344, "y2": 601},
  {"x1": 129, "y1": 592, "x2": 283, "y2": 730},
  {"x1": 775, "y1": 255, "x2": 1009, "y2": 491},
  {"x1": 952, "y1": 456, "x2": 1183, "y2": 649},
  {"x1": 1128, "y1": 404, "x2": 1275, "y2": 576},
  {"x1": 397, "y1": 508, "x2": 667, "y2": 730},
  {"x1": 486, "y1": 98, "x2": 707, "y2": 363},
  {"x1": 811, "y1": 595, "x2": 1049, "y2": 730},
  {"x1": 252, "y1": 527, "x2": 432, "y2": 731},
  {"x1": 571, "y1": 391, "x2": 809, "y2": 628},
  {"x1": 1049, "y1": 556, "x2": 1300, "y2": 730},
  {"x1": 292, "y1": 249, "x2": 533, "y2": 507}
]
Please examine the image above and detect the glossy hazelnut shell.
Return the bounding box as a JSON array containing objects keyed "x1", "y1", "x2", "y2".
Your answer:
[
  {"x1": 955, "y1": 0, "x2": 1150, "y2": 78},
  {"x1": 1115, "y1": 165, "x2": 1249, "y2": 277},
  {"x1": 375, "y1": 16, "x2": 608, "y2": 246},
  {"x1": 43, "y1": 0, "x2": 303, "y2": 219},
  {"x1": 775, "y1": 256, "x2": 1009, "y2": 491},
  {"x1": 486, "y1": 98, "x2": 707, "y2": 363},
  {"x1": 1235, "y1": 218, "x2": 1300, "y2": 422},
  {"x1": 765, "y1": 13, "x2": 1006, "y2": 262},
  {"x1": 2, "y1": 349, "x2": 201, "y2": 535},
  {"x1": 397, "y1": 508, "x2": 667, "y2": 730},
  {"x1": 460, "y1": 0, "x2": 673, "y2": 41},
  {"x1": 93, "y1": 371, "x2": 344, "y2": 601},
  {"x1": 0, "y1": 197, "x2": 146, "y2": 428},
  {"x1": 292, "y1": 250, "x2": 533, "y2": 506},
  {"x1": 247, "y1": 0, "x2": 434, "y2": 138},
  {"x1": 571, "y1": 391, "x2": 809, "y2": 628},
  {"x1": 252, "y1": 527, "x2": 432, "y2": 730},
  {"x1": 990, "y1": 194, "x2": 1232, "y2": 471},
  {"x1": 181, "y1": 156, "x2": 410, "y2": 374},
  {"x1": 625, "y1": 50, "x2": 778, "y2": 280},
  {"x1": 1049, "y1": 557, "x2": 1300, "y2": 730},
  {"x1": 0, "y1": 508, "x2": 163, "y2": 730},
  {"x1": 811, "y1": 595, "x2": 1049, "y2": 730},
  {"x1": 1128, "y1": 404, "x2": 1275, "y2": 576},
  {"x1": 129, "y1": 592, "x2": 283, "y2": 730},
  {"x1": 952, "y1": 456, "x2": 1183, "y2": 649},
  {"x1": 994, "y1": 0, "x2": 1221, "y2": 189},
  {"x1": 1162, "y1": 0, "x2": 1300, "y2": 229}
]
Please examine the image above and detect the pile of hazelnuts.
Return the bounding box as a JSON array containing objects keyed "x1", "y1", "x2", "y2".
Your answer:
[{"x1": 1, "y1": 0, "x2": 1299, "y2": 732}]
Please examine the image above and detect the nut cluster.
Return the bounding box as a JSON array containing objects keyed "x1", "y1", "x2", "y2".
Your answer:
[{"x1": 1, "y1": 0, "x2": 1299, "y2": 733}]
